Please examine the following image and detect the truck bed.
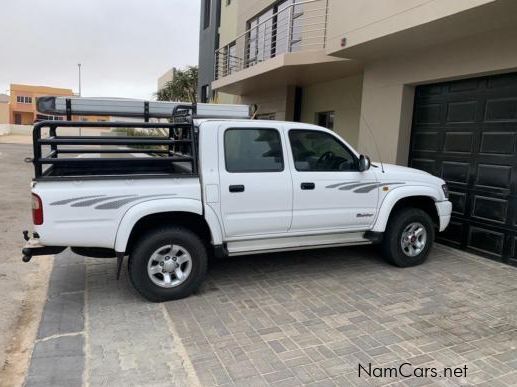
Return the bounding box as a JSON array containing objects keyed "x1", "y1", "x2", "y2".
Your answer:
[
  {"x1": 32, "y1": 176, "x2": 202, "y2": 249},
  {"x1": 42, "y1": 159, "x2": 193, "y2": 179}
]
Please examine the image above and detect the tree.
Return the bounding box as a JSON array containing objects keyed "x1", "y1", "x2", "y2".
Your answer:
[{"x1": 156, "y1": 66, "x2": 198, "y2": 103}]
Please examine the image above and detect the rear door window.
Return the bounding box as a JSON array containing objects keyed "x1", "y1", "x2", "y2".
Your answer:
[{"x1": 224, "y1": 128, "x2": 284, "y2": 172}]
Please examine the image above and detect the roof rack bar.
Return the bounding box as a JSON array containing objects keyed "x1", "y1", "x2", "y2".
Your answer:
[
  {"x1": 144, "y1": 101, "x2": 150, "y2": 122},
  {"x1": 45, "y1": 135, "x2": 191, "y2": 141},
  {"x1": 65, "y1": 98, "x2": 72, "y2": 121},
  {"x1": 38, "y1": 138, "x2": 184, "y2": 146},
  {"x1": 57, "y1": 149, "x2": 171, "y2": 154},
  {"x1": 39, "y1": 156, "x2": 193, "y2": 164}
]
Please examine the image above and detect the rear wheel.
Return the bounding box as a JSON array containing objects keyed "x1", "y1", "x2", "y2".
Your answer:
[
  {"x1": 382, "y1": 208, "x2": 434, "y2": 267},
  {"x1": 129, "y1": 227, "x2": 207, "y2": 302}
]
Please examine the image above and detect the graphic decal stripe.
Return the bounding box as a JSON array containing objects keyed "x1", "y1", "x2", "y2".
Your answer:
[
  {"x1": 94, "y1": 194, "x2": 177, "y2": 210},
  {"x1": 353, "y1": 184, "x2": 381, "y2": 193},
  {"x1": 338, "y1": 183, "x2": 372, "y2": 191},
  {"x1": 325, "y1": 181, "x2": 360, "y2": 189},
  {"x1": 325, "y1": 181, "x2": 407, "y2": 193},
  {"x1": 71, "y1": 195, "x2": 136, "y2": 207},
  {"x1": 353, "y1": 182, "x2": 406, "y2": 193},
  {"x1": 51, "y1": 195, "x2": 105, "y2": 205}
]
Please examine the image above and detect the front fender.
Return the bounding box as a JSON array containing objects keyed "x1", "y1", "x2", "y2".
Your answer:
[
  {"x1": 372, "y1": 185, "x2": 442, "y2": 232},
  {"x1": 114, "y1": 198, "x2": 223, "y2": 253}
]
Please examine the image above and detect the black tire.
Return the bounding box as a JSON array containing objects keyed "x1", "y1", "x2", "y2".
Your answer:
[
  {"x1": 128, "y1": 227, "x2": 207, "y2": 302},
  {"x1": 382, "y1": 208, "x2": 435, "y2": 267}
]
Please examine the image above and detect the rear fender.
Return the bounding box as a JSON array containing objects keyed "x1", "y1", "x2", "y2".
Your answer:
[{"x1": 114, "y1": 198, "x2": 223, "y2": 253}]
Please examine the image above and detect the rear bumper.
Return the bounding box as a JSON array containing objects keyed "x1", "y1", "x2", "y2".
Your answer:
[
  {"x1": 435, "y1": 201, "x2": 452, "y2": 232},
  {"x1": 22, "y1": 234, "x2": 66, "y2": 262}
]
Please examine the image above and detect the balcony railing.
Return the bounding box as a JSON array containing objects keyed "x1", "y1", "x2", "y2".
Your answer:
[{"x1": 215, "y1": 0, "x2": 329, "y2": 80}]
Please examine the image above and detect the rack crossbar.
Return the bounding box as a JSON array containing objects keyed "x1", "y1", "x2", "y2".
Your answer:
[{"x1": 38, "y1": 138, "x2": 185, "y2": 146}]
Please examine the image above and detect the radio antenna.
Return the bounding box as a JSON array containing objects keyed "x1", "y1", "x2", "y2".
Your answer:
[{"x1": 359, "y1": 113, "x2": 385, "y2": 173}]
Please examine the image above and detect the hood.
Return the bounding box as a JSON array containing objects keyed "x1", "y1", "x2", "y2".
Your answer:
[
  {"x1": 376, "y1": 163, "x2": 429, "y2": 176},
  {"x1": 373, "y1": 163, "x2": 444, "y2": 184}
]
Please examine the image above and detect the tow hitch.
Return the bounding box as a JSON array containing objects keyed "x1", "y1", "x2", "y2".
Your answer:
[{"x1": 22, "y1": 230, "x2": 66, "y2": 262}]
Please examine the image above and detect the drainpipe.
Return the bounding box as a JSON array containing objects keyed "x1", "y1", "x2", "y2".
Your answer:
[{"x1": 323, "y1": 0, "x2": 329, "y2": 48}]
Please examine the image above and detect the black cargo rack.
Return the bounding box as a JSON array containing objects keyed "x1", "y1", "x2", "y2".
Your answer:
[{"x1": 31, "y1": 118, "x2": 199, "y2": 181}]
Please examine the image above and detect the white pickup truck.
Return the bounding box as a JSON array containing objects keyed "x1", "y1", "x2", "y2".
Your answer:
[{"x1": 22, "y1": 98, "x2": 451, "y2": 302}]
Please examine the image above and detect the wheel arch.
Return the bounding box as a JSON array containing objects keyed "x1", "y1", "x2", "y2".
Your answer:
[
  {"x1": 372, "y1": 187, "x2": 440, "y2": 232},
  {"x1": 114, "y1": 198, "x2": 223, "y2": 254}
]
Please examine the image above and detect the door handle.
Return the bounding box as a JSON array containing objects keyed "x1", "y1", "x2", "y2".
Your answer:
[
  {"x1": 301, "y1": 182, "x2": 315, "y2": 190},
  {"x1": 229, "y1": 184, "x2": 245, "y2": 193}
]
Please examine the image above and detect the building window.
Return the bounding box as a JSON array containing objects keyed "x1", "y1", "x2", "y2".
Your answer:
[
  {"x1": 224, "y1": 42, "x2": 237, "y2": 76},
  {"x1": 16, "y1": 96, "x2": 32, "y2": 104},
  {"x1": 316, "y1": 111, "x2": 335, "y2": 130},
  {"x1": 245, "y1": 0, "x2": 303, "y2": 66},
  {"x1": 35, "y1": 114, "x2": 63, "y2": 122},
  {"x1": 201, "y1": 85, "x2": 210, "y2": 103},
  {"x1": 203, "y1": 0, "x2": 211, "y2": 29},
  {"x1": 255, "y1": 113, "x2": 276, "y2": 120}
]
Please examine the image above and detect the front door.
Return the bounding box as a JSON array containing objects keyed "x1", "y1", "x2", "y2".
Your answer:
[
  {"x1": 287, "y1": 128, "x2": 378, "y2": 232},
  {"x1": 219, "y1": 124, "x2": 293, "y2": 238}
]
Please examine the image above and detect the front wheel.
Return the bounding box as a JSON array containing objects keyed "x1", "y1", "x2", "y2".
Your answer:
[
  {"x1": 382, "y1": 208, "x2": 435, "y2": 267},
  {"x1": 128, "y1": 227, "x2": 207, "y2": 302}
]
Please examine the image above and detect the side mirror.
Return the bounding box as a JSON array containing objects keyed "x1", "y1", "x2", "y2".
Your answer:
[{"x1": 358, "y1": 154, "x2": 371, "y2": 172}]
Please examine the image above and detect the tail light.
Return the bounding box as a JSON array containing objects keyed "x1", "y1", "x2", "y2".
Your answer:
[{"x1": 32, "y1": 193, "x2": 43, "y2": 225}]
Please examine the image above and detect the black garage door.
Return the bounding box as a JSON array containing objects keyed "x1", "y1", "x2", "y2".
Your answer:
[{"x1": 409, "y1": 72, "x2": 517, "y2": 265}]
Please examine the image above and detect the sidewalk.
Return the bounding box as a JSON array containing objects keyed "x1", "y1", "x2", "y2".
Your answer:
[
  {"x1": 0, "y1": 142, "x2": 53, "y2": 387},
  {"x1": 0, "y1": 134, "x2": 33, "y2": 144}
]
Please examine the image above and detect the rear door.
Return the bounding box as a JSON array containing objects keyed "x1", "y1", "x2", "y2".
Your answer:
[
  {"x1": 287, "y1": 128, "x2": 378, "y2": 232},
  {"x1": 218, "y1": 123, "x2": 293, "y2": 237}
]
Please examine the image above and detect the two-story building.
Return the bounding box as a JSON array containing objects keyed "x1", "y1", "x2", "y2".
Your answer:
[
  {"x1": 199, "y1": 0, "x2": 517, "y2": 263},
  {"x1": 9, "y1": 84, "x2": 75, "y2": 124},
  {"x1": 8, "y1": 84, "x2": 109, "y2": 124}
]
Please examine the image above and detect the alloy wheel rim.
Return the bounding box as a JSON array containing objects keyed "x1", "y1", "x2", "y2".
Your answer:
[
  {"x1": 400, "y1": 222, "x2": 427, "y2": 257},
  {"x1": 147, "y1": 244, "x2": 192, "y2": 288}
]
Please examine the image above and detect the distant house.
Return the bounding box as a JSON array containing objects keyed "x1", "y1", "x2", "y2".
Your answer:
[
  {"x1": 8, "y1": 84, "x2": 108, "y2": 124},
  {"x1": 157, "y1": 68, "x2": 176, "y2": 92},
  {"x1": 0, "y1": 94, "x2": 9, "y2": 124}
]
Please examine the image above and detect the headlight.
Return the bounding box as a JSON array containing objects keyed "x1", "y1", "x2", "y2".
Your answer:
[{"x1": 442, "y1": 184, "x2": 449, "y2": 199}]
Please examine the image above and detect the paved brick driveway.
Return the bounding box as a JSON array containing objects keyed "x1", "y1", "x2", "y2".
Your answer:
[{"x1": 27, "y1": 244, "x2": 517, "y2": 386}]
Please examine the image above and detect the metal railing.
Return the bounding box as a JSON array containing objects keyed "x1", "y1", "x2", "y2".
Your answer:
[{"x1": 215, "y1": 0, "x2": 329, "y2": 80}]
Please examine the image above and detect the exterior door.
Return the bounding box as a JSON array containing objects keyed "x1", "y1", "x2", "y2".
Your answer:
[
  {"x1": 409, "y1": 72, "x2": 517, "y2": 265},
  {"x1": 219, "y1": 124, "x2": 293, "y2": 238},
  {"x1": 287, "y1": 128, "x2": 378, "y2": 232}
]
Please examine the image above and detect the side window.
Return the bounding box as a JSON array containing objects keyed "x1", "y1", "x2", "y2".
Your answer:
[
  {"x1": 289, "y1": 130, "x2": 357, "y2": 172},
  {"x1": 225, "y1": 128, "x2": 284, "y2": 172}
]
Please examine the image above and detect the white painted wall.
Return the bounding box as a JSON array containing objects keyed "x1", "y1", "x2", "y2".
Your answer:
[
  {"x1": 358, "y1": 25, "x2": 517, "y2": 165},
  {"x1": 301, "y1": 74, "x2": 363, "y2": 147}
]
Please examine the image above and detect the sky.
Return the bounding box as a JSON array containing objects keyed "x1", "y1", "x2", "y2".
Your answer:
[{"x1": 0, "y1": 0, "x2": 200, "y2": 99}]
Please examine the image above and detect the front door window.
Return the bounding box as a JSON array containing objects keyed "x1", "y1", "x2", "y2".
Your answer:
[{"x1": 289, "y1": 129, "x2": 357, "y2": 171}]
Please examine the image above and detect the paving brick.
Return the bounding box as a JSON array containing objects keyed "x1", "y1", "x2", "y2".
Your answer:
[
  {"x1": 264, "y1": 368, "x2": 295, "y2": 383},
  {"x1": 28, "y1": 244, "x2": 517, "y2": 386}
]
